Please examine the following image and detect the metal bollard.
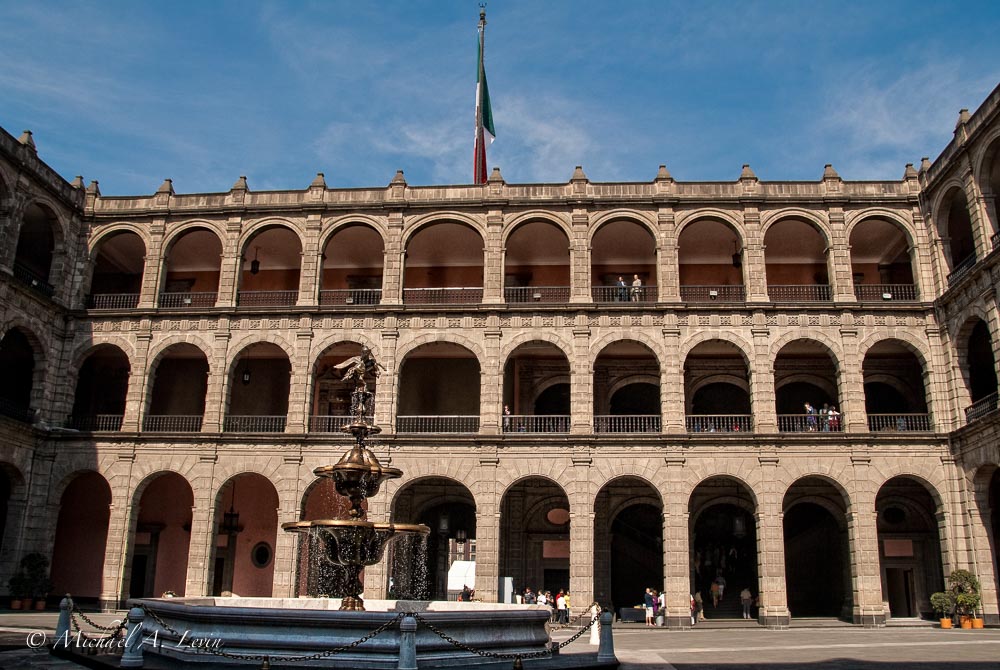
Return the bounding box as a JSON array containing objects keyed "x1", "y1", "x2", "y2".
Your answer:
[
  {"x1": 597, "y1": 610, "x2": 615, "y2": 663},
  {"x1": 55, "y1": 595, "x2": 72, "y2": 643},
  {"x1": 119, "y1": 607, "x2": 145, "y2": 668},
  {"x1": 397, "y1": 615, "x2": 417, "y2": 670}
]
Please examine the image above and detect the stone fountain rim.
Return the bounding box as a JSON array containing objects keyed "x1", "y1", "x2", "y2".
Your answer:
[
  {"x1": 313, "y1": 463, "x2": 403, "y2": 477},
  {"x1": 281, "y1": 519, "x2": 430, "y2": 533}
]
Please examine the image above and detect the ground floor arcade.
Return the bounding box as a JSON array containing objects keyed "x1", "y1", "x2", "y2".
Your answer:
[{"x1": 0, "y1": 438, "x2": 997, "y2": 628}]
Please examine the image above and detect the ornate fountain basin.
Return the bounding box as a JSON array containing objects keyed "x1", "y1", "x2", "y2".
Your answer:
[{"x1": 282, "y1": 519, "x2": 429, "y2": 568}]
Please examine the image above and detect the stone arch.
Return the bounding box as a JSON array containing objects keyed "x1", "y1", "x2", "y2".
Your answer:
[
  {"x1": 587, "y1": 210, "x2": 659, "y2": 247},
  {"x1": 973, "y1": 126, "x2": 1000, "y2": 183},
  {"x1": 872, "y1": 469, "x2": 947, "y2": 511},
  {"x1": 595, "y1": 473, "x2": 663, "y2": 508},
  {"x1": 16, "y1": 196, "x2": 68, "y2": 244},
  {"x1": 680, "y1": 331, "x2": 754, "y2": 364},
  {"x1": 499, "y1": 332, "x2": 574, "y2": 367},
  {"x1": 161, "y1": 219, "x2": 227, "y2": 250},
  {"x1": 1, "y1": 319, "x2": 50, "y2": 362},
  {"x1": 759, "y1": 208, "x2": 833, "y2": 244},
  {"x1": 390, "y1": 470, "x2": 480, "y2": 510},
  {"x1": 145, "y1": 334, "x2": 215, "y2": 368},
  {"x1": 682, "y1": 470, "x2": 762, "y2": 509},
  {"x1": 129, "y1": 467, "x2": 197, "y2": 503},
  {"x1": 211, "y1": 460, "x2": 286, "y2": 490},
  {"x1": 88, "y1": 223, "x2": 152, "y2": 255},
  {"x1": 780, "y1": 473, "x2": 852, "y2": 511},
  {"x1": 70, "y1": 337, "x2": 136, "y2": 371},
  {"x1": 318, "y1": 215, "x2": 389, "y2": 250},
  {"x1": 689, "y1": 374, "x2": 751, "y2": 398},
  {"x1": 589, "y1": 333, "x2": 664, "y2": 370},
  {"x1": 237, "y1": 217, "x2": 307, "y2": 250},
  {"x1": 843, "y1": 209, "x2": 920, "y2": 247},
  {"x1": 929, "y1": 178, "x2": 972, "y2": 231},
  {"x1": 502, "y1": 211, "x2": 573, "y2": 245},
  {"x1": 310, "y1": 333, "x2": 381, "y2": 368},
  {"x1": 394, "y1": 333, "x2": 486, "y2": 366},
  {"x1": 497, "y1": 471, "x2": 572, "y2": 501},
  {"x1": 607, "y1": 374, "x2": 661, "y2": 399},
  {"x1": 857, "y1": 332, "x2": 933, "y2": 370},
  {"x1": 401, "y1": 212, "x2": 487, "y2": 247},
  {"x1": 769, "y1": 331, "x2": 844, "y2": 364},
  {"x1": 227, "y1": 333, "x2": 296, "y2": 375},
  {"x1": 674, "y1": 209, "x2": 747, "y2": 242}
]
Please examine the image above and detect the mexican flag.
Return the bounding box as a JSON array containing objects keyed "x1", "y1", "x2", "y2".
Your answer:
[{"x1": 474, "y1": 23, "x2": 495, "y2": 185}]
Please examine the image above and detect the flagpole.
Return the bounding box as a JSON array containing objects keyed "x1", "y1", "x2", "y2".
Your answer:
[{"x1": 475, "y1": 6, "x2": 487, "y2": 184}]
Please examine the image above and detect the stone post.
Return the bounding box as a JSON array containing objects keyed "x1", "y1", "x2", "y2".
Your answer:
[{"x1": 120, "y1": 607, "x2": 145, "y2": 668}]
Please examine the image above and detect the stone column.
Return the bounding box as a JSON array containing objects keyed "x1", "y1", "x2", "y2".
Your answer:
[
  {"x1": 962, "y1": 164, "x2": 993, "y2": 260},
  {"x1": 657, "y1": 206, "x2": 679, "y2": 302},
  {"x1": 474, "y1": 457, "x2": 500, "y2": 602},
  {"x1": 662, "y1": 321, "x2": 685, "y2": 433},
  {"x1": 969, "y1": 496, "x2": 1000, "y2": 625},
  {"x1": 570, "y1": 209, "x2": 591, "y2": 304},
  {"x1": 214, "y1": 217, "x2": 244, "y2": 308},
  {"x1": 922, "y1": 323, "x2": 954, "y2": 432},
  {"x1": 381, "y1": 212, "x2": 404, "y2": 304},
  {"x1": 121, "y1": 331, "x2": 153, "y2": 432},
  {"x1": 571, "y1": 319, "x2": 592, "y2": 434},
  {"x1": 846, "y1": 455, "x2": 886, "y2": 626},
  {"x1": 838, "y1": 322, "x2": 867, "y2": 433},
  {"x1": 569, "y1": 459, "x2": 595, "y2": 609},
  {"x1": 481, "y1": 327, "x2": 502, "y2": 435},
  {"x1": 286, "y1": 321, "x2": 312, "y2": 433},
  {"x1": 101, "y1": 476, "x2": 135, "y2": 609},
  {"x1": 483, "y1": 210, "x2": 504, "y2": 304},
  {"x1": 296, "y1": 214, "x2": 322, "y2": 306},
  {"x1": 137, "y1": 219, "x2": 165, "y2": 308},
  {"x1": 375, "y1": 326, "x2": 399, "y2": 434},
  {"x1": 828, "y1": 207, "x2": 855, "y2": 302},
  {"x1": 272, "y1": 456, "x2": 304, "y2": 598},
  {"x1": 184, "y1": 458, "x2": 218, "y2": 597},
  {"x1": 749, "y1": 317, "x2": 776, "y2": 432},
  {"x1": 202, "y1": 324, "x2": 232, "y2": 433},
  {"x1": 742, "y1": 207, "x2": 768, "y2": 302},
  {"x1": 662, "y1": 457, "x2": 691, "y2": 628},
  {"x1": 755, "y1": 456, "x2": 790, "y2": 627},
  {"x1": 363, "y1": 492, "x2": 391, "y2": 599}
]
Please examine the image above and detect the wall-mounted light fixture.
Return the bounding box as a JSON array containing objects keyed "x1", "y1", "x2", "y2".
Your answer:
[{"x1": 250, "y1": 246, "x2": 261, "y2": 275}]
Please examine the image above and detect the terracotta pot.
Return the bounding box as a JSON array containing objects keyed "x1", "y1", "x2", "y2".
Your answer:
[
  {"x1": 939, "y1": 617, "x2": 952, "y2": 629},
  {"x1": 9, "y1": 599, "x2": 22, "y2": 610},
  {"x1": 960, "y1": 617, "x2": 973, "y2": 629},
  {"x1": 33, "y1": 599, "x2": 46, "y2": 610},
  {"x1": 972, "y1": 618, "x2": 984, "y2": 629}
]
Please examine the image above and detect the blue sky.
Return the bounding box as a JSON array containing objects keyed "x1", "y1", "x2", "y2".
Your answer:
[{"x1": 2, "y1": 1, "x2": 999, "y2": 195}]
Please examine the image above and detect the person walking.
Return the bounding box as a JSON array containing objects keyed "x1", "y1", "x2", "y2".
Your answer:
[
  {"x1": 740, "y1": 587, "x2": 753, "y2": 619},
  {"x1": 694, "y1": 591, "x2": 705, "y2": 621}
]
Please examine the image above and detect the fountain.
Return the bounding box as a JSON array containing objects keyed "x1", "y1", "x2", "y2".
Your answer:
[{"x1": 112, "y1": 348, "x2": 617, "y2": 669}]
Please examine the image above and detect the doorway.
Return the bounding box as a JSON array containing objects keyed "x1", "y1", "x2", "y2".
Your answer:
[{"x1": 885, "y1": 567, "x2": 915, "y2": 617}]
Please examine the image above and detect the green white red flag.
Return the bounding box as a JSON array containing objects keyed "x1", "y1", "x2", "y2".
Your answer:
[{"x1": 474, "y1": 12, "x2": 495, "y2": 184}]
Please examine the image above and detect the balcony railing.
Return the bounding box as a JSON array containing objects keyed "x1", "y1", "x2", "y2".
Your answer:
[
  {"x1": 223, "y1": 415, "x2": 287, "y2": 432},
  {"x1": 87, "y1": 293, "x2": 140, "y2": 309},
  {"x1": 853, "y1": 284, "x2": 917, "y2": 302},
  {"x1": 947, "y1": 254, "x2": 977, "y2": 286},
  {"x1": 309, "y1": 415, "x2": 354, "y2": 432},
  {"x1": 396, "y1": 416, "x2": 480, "y2": 433},
  {"x1": 592, "y1": 285, "x2": 657, "y2": 303},
  {"x1": 594, "y1": 415, "x2": 661, "y2": 433},
  {"x1": 503, "y1": 415, "x2": 571, "y2": 433},
  {"x1": 319, "y1": 289, "x2": 382, "y2": 306},
  {"x1": 66, "y1": 414, "x2": 123, "y2": 431},
  {"x1": 993, "y1": 231, "x2": 1000, "y2": 250},
  {"x1": 159, "y1": 291, "x2": 218, "y2": 308},
  {"x1": 504, "y1": 286, "x2": 571, "y2": 304},
  {"x1": 686, "y1": 415, "x2": 752, "y2": 433},
  {"x1": 12, "y1": 262, "x2": 54, "y2": 297},
  {"x1": 867, "y1": 413, "x2": 931, "y2": 432},
  {"x1": 402, "y1": 287, "x2": 483, "y2": 305},
  {"x1": 680, "y1": 285, "x2": 745, "y2": 303},
  {"x1": 768, "y1": 285, "x2": 831, "y2": 302},
  {"x1": 778, "y1": 413, "x2": 844, "y2": 432},
  {"x1": 965, "y1": 392, "x2": 999, "y2": 424},
  {"x1": 0, "y1": 398, "x2": 34, "y2": 424},
  {"x1": 237, "y1": 290, "x2": 298, "y2": 307},
  {"x1": 142, "y1": 415, "x2": 203, "y2": 432}
]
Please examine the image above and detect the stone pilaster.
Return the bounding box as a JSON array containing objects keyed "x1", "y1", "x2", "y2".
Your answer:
[
  {"x1": 481, "y1": 327, "x2": 502, "y2": 434},
  {"x1": 474, "y1": 456, "x2": 500, "y2": 602},
  {"x1": 296, "y1": 214, "x2": 322, "y2": 306},
  {"x1": 121, "y1": 331, "x2": 153, "y2": 432},
  {"x1": 569, "y1": 459, "x2": 595, "y2": 609},
  {"x1": 662, "y1": 457, "x2": 691, "y2": 628},
  {"x1": 742, "y1": 206, "x2": 768, "y2": 302},
  {"x1": 838, "y1": 321, "x2": 867, "y2": 432},
  {"x1": 571, "y1": 319, "x2": 592, "y2": 434},
  {"x1": 375, "y1": 326, "x2": 399, "y2": 433},
  {"x1": 828, "y1": 206, "x2": 855, "y2": 302},
  {"x1": 749, "y1": 316, "x2": 776, "y2": 432},
  {"x1": 968, "y1": 483, "x2": 1000, "y2": 625},
  {"x1": 184, "y1": 456, "x2": 218, "y2": 597},
  {"x1": 286, "y1": 321, "x2": 312, "y2": 432},
  {"x1": 570, "y1": 209, "x2": 591, "y2": 303},
  {"x1": 756, "y1": 455, "x2": 790, "y2": 627},
  {"x1": 381, "y1": 212, "x2": 404, "y2": 304},
  {"x1": 483, "y1": 210, "x2": 504, "y2": 304},
  {"x1": 101, "y1": 469, "x2": 135, "y2": 609},
  {"x1": 202, "y1": 323, "x2": 231, "y2": 432},
  {"x1": 962, "y1": 163, "x2": 993, "y2": 260},
  {"x1": 137, "y1": 219, "x2": 165, "y2": 308},
  {"x1": 662, "y1": 322, "x2": 685, "y2": 433},
  {"x1": 847, "y1": 455, "x2": 886, "y2": 626},
  {"x1": 272, "y1": 455, "x2": 303, "y2": 598},
  {"x1": 657, "y1": 206, "x2": 679, "y2": 302},
  {"x1": 215, "y1": 217, "x2": 244, "y2": 308}
]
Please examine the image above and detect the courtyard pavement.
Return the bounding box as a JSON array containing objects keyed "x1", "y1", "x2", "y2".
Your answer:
[{"x1": 0, "y1": 610, "x2": 998, "y2": 669}]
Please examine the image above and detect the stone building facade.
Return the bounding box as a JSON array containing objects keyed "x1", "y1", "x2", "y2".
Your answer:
[{"x1": 1, "y1": 82, "x2": 999, "y2": 628}]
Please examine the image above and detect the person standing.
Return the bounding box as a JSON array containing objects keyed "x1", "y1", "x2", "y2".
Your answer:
[
  {"x1": 643, "y1": 587, "x2": 655, "y2": 626},
  {"x1": 524, "y1": 587, "x2": 536, "y2": 604},
  {"x1": 616, "y1": 276, "x2": 628, "y2": 302},
  {"x1": 740, "y1": 587, "x2": 753, "y2": 619},
  {"x1": 556, "y1": 590, "x2": 568, "y2": 624},
  {"x1": 503, "y1": 404, "x2": 511, "y2": 432},
  {"x1": 631, "y1": 274, "x2": 643, "y2": 302}
]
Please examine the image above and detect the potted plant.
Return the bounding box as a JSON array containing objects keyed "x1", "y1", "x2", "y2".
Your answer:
[
  {"x1": 6, "y1": 573, "x2": 29, "y2": 610},
  {"x1": 18, "y1": 553, "x2": 50, "y2": 611},
  {"x1": 948, "y1": 569, "x2": 982, "y2": 630},
  {"x1": 930, "y1": 591, "x2": 954, "y2": 629}
]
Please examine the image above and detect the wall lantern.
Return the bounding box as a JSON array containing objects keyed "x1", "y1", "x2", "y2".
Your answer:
[
  {"x1": 221, "y1": 481, "x2": 242, "y2": 534},
  {"x1": 250, "y1": 246, "x2": 261, "y2": 275},
  {"x1": 456, "y1": 528, "x2": 468, "y2": 545},
  {"x1": 241, "y1": 353, "x2": 252, "y2": 385}
]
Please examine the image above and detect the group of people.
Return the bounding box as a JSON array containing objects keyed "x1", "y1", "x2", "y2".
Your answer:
[
  {"x1": 803, "y1": 402, "x2": 841, "y2": 431},
  {"x1": 615, "y1": 275, "x2": 644, "y2": 302},
  {"x1": 458, "y1": 585, "x2": 476, "y2": 601},
  {"x1": 643, "y1": 587, "x2": 666, "y2": 626},
  {"x1": 522, "y1": 587, "x2": 571, "y2": 623}
]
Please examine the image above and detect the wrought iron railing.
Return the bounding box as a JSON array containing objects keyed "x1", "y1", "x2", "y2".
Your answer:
[
  {"x1": 778, "y1": 413, "x2": 844, "y2": 432},
  {"x1": 87, "y1": 293, "x2": 140, "y2": 309},
  {"x1": 993, "y1": 231, "x2": 1000, "y2": 250},
  {"x1": 309, "y1": 415, "x2": 354, "y2": 432},
  {"x1": 853, "y1": 284, "x2": 917, "y2": 301},
  {"x1": 66, "y1": 414, "x2": 124, "y2": 431},
  {"x1": 223, "y1": 415, "x2": 287, "y2": 432},
  {"x1": 0, "y1": 398, "x2": 34, "y2": 423},
  {"x1": 12, "y1": 262, "x2": 54, "y2": 297},
  {"x1": 237, "y1": 290, "x2": 298, "y2": 307},
  {"x1": 319, "y1": 289, "x2": 382, "y2": 306},
  {"x1": 593, "y1": 415, "x2": 661, "y2": 433},
  {"x1": 680, "y1": 285, "x2": 746, "y2": 302},
  {"x1": 402, "y1": 287, "x2": 483, "y2": 305},
  {"x1": 159, "y1": 291, "x2": 217, "y2": 308},
  {"x1": 502, "y1": 415, "x2": 571, "y2": 433},
  {"x1": 965, "y1": 392, "x2": 999, "y2": 424},
  {"x1": 867, "y1": 413, "x2": 931, "y2": 432},
  {"x1": 503, "y1": 286, "x2": 571, "y2": 304},
  {"x1": 142, "y1": 415, "x2": 203, "y2": 432},
  {"x1": 767, "y1": 284, "x2": 832, "y2": 302},
  {"x1": 947, "y1": 254, "x2": 977, "y2": 286},
  {"x1": 686, "y1": 415, "x2": 753, "y2": 433},
  {"x1": 592, "y1": 285, "x2": 657, "y2": 303},
  {"x1": 395, "y1": 416, "x2": 480, "y2": 433}
]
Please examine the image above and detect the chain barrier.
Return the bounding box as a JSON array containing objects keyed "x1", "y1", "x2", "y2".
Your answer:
[
  {"x1": 135, "y1": 605, "x2": 600, "y2": 668},
  {"x1": 67, "y1": 604, "x2": 128, "y2": 649},
  {"x1": 141, "y1": 605, "x2": 404, "y2": 663}
]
